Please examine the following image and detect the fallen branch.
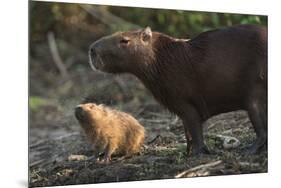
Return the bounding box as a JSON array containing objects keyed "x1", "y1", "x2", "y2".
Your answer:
[
  {"x1": 47, "y1": 32, "x2": 69, "y2": 79},
  {"x1": 207, "y1": 120, "x2": 227, "y2": 130},
  {"x1": 147, "y1": 135, "x2": 162, "y2": 145},
  {"x1": 80, "y1": 5, "x2": 140, "y2": 30},
  {"x1": 175, "y1": 160, "x2": 223, "y2": 178},
  {"x1": 238, "y1": 118, "x2": 250, "y2": 125},
  {"x1": 141, "y1": 118, "x2": 171, "y2": 123},
  {"x1": 146, "y1": 112, "x2": 172, "y2": 118}
]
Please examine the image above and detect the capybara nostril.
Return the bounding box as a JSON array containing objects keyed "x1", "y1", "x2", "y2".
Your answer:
[{"x1": 89, "y1": 46, "x2": 96, "y2": 56}]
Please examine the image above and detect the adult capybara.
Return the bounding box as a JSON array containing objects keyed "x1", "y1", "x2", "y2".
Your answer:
[
  {"x1": 75, "y1": 103, "x2": 145, "y2": 163},
  {"x1": 88, "y1": 24, "x2": 267, "y2": 156}
]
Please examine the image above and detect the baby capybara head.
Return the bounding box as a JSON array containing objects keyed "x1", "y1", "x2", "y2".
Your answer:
[
  {"x1": 88, "y1": 27, "x2": 154, "y2": 73},
  {"x1": 75, "y1": 103, "x2": 106, "y2": 125}
]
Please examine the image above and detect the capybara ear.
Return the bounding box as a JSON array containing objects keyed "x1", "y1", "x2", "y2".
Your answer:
[{"x1": 141, "y1": 26, "x2": 152, "y2": 42}]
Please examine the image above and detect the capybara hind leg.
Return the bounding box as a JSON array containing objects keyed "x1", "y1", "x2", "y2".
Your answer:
[
  {"x1": 246, "y1": 96, "x2": 267, "y2": 154},
  {"x1": 182, "y1": 105, "x2": 209, "y2": 156},
  {"x1": 261, "y1": 99, "x2": 268, "y2": 135},
  {"x1": 261, "y1": 103, "x2": 268, "y2": 136}
]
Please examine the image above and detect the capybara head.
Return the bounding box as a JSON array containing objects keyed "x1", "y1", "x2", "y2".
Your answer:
[
  {"x1": 88, "y1": 27, "x2": 154, "y2": 73},
  {"x1": 75, "y1": 103, "x2": 106, "y2": 126}
]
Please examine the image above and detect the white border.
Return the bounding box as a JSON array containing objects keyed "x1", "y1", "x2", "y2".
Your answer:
[
  {"x1": 0, "y1": 0, "x2": 28, "y2": 187},
  {"x1": 1, "y1": 0, "x2": 281, "y2": 188}
]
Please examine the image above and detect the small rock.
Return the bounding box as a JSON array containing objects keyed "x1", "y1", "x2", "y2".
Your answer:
[
  {"x1": 56, "y1": 169, "x2": 74, "y2": 176},
  {"x1": 68, "y1": 154, "x2": 88, "y2": 161}
]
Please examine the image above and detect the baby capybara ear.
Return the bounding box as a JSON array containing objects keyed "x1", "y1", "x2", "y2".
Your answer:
[
  {"x1": 88, "y1": 103, "x2": 97, "y2": 109},
  {"x1": 141, "y1": 27, "x2": 152, "y2": 42}
]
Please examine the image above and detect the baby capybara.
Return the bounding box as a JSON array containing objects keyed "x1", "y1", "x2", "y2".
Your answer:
[{"x1": 75, "y1": 103, "x2": 145, "y2": 163}]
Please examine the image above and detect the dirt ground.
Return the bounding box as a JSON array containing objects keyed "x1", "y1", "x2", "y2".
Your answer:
[{"x1": 29, "y1": 67, "x2": 267, "y2": 187}]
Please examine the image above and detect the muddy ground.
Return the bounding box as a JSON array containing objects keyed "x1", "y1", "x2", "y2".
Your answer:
[{"x1": 29, "y1": 68, "x2": 267, "y2": 187}]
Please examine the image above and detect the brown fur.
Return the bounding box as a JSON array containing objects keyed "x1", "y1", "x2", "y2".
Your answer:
[
  {"x1": 89, "y1": 25, "x2": 267, "y2": 155},
  {"x1": 75, "y1": 103, "x2": 145, "y2": 162}
]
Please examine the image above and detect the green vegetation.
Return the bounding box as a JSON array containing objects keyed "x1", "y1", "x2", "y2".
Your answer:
[
  {"x1": 109, "y1": 6, "x2": 266, "y2": 37},
  {"x1": 29, "y1": 96, "x2": 47, "y2": 111}
]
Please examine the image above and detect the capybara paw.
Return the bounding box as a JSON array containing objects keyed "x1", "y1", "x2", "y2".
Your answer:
[
  {"x1": 96, "y1": 156, "x2": 111, "y2": 164},
  {"x1": 243, "y1": 140, "x2": 267, "y2": 155},
  {"x1": 189, "y1": 145, "x2": 210, "y2": 156}
]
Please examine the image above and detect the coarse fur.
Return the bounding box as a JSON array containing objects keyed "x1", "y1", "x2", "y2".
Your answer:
[
  {"x1": 89, "y1": 24, "x2": 267, "y2": 155},
  {"x1": 75, "y1": 103, "x2": 145, "y2": 162}
]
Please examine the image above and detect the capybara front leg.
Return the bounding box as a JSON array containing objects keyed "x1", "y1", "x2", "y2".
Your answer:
[
  {"x1": 99, "y1": 143, "x2": 116, "y2": 164},
  {"x1": 181, "y1": 105, "x2": 209, "y2": 156}
]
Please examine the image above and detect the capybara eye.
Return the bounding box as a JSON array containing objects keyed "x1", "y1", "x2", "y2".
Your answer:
[{"x1": 120, "y1": 38, "x2": 130, "y2": 45}]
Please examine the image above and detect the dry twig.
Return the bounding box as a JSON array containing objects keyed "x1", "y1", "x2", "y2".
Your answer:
[
  {"x1": 80, "y1": 5, "x2": 140, "y2": 30},
  {"x1": 175, "y1": 160, "x2": 223, "y2": 178},
  {"x1": 47, "y1": 32, "x2": 69, "y2": 79}
]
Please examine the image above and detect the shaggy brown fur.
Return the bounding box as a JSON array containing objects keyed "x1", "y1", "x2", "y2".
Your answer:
[
  {"x1": 89, "y1": 25, "x2": 267, "y2": 155},
  {"x1": 75, "y1": 103, "x2": 145, "y2": 163}
]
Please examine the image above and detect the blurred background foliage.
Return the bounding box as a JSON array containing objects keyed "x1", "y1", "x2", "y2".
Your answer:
[
  {"x1": 30, "y1": 1, "x2": 267, "y2": 42},
  {"x1": 29, "y1": 1, "x2": 267, "y2": 113}
]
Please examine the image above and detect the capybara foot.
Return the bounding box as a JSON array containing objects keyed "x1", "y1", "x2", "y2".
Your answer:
[
  {"x1": 243, "y1": 139, "x2": 267, "y2": 155},
  {"x1": 189, "y1": 145, "x2": 210, "y2": 156},
  {"x1": 96, "y1": 156, "x2": 111, "y2": 164}
]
